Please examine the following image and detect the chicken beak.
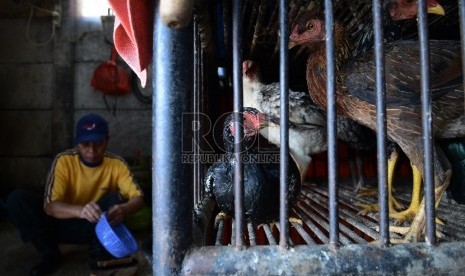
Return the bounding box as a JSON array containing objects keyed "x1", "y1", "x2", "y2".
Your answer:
[
  {"x1": 289, "y1": 40, "x2": 297, "y2": 49},
  {"x1": 258, "y1": 113, "x2": 270, "y2": 128},
  {"x1": 289, "y1": 28, "x2": 299, "y2": 49},
  {"x1": 428, "y1": 1, "x2": 445, "y2": 16}
]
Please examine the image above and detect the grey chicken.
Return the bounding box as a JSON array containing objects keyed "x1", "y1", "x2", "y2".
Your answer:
[{"x1": 242, "y1": 59, "x2": 376, "y2": 184}]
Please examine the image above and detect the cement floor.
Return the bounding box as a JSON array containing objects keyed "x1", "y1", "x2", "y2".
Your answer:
[{"x1": 0, "y1": 219, "x2": 153, "y2": 276}]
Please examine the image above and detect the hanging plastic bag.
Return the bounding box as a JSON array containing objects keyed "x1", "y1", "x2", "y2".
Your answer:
[{"x1": 91, "y1": 47, "x2": 131, "y2": 95}]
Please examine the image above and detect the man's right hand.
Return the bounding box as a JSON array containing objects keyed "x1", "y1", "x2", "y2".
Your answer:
[{"x1": 79, "y1": 202, "x2": 102, "y2": 223}]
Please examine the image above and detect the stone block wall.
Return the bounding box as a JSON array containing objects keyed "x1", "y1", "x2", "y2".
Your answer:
[{"x1": 0, "y1": 6, "x2": 152, "y2": 195}]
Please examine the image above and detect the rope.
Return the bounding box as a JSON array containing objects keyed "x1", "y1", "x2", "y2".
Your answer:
[{"x1": 25, "y1": 4, "x2": 56, "y2": 47}]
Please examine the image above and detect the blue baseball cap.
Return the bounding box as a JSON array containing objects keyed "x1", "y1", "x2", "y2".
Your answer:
[{"x1": 75, "y1": 113, "x2": 109, "y2": 145}]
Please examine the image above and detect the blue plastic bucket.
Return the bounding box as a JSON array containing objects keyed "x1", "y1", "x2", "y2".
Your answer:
[{"x1": 95, "y1": 212, "x2": 139, "y2": 258}]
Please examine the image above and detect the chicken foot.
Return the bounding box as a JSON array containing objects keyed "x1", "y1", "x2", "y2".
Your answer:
[
  {"x1": 389, "y1": 164, "x2": 422, "y2": 225},
  {"x1": 389, "y1": 168, "x2": 451, "y2": 243},
  {"x1": 356, "y1": 147, "x2": 405, "y2": 216},
  {"x1": 214, "y1": 211, "x2": 230, "y2": 229},
  {"x1": 258, "y1": 216, "x2": 303, "y2": 231}
]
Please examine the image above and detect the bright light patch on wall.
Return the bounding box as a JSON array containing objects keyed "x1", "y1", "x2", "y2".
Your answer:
[{"x1": 77, "y1": 0, "x2": 112, "y2": 18}]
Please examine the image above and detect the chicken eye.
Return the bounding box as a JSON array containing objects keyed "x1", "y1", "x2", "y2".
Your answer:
[
  {"x1": 405, "y1": 0, "x2": 414, "y2": 4},
  {"x1": 306, "y1": 21, "x2": 315, "y2": 31}
]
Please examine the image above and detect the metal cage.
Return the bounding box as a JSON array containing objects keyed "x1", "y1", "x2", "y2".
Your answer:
[{"x1": 150, "y1": 0, "x2": 465, "y2": 274}]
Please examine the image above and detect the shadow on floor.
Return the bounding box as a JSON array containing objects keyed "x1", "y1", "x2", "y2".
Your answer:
[{"x1": 0, "y1": 219, "x2": 152, "y2": 275}]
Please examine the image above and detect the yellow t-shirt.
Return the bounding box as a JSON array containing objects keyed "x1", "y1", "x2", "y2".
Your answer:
[{"x1": 44, "y1": 149, "x2": 143, "y2": 205}]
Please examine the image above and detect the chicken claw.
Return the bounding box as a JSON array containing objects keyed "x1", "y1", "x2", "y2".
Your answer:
[{"x1": 214, "y1": 211, "x2": 230, "y2": 229}]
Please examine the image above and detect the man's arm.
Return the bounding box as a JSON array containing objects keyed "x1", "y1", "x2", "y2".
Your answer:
[
  {"x1": 44, "y1": 201, "x2": 103, "y2": 223},
  {"x1": 44, "y1": 195, "x2": 145, "y2": 225},
  {"x1": 106, "y1": 196, "x2": 145, "y2": 226}
]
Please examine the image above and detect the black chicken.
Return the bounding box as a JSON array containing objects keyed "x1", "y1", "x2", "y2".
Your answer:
[
  {"x1": 242, "y1": 59, "x2": 376, "y2": 187},
  {"x1": 440, "y1": 138, "x2": 465, "y2": 204},
  {"x1": 204, "y1": 107, "x2": 301, "y2": 226},
  {"x1": 289, "y1": 11, "x2": 464, "y2": 242}
]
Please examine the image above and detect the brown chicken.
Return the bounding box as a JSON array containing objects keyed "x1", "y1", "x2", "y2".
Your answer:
[
  {"x1": 346, "y1": 0, "x2": 446, "y2": 218},
  {"x1": 289, "y1": 11, "x2": 464, "y2": 242},
  {"x1": 287, "y1": 0, "x2": 446, "y2": 223}
]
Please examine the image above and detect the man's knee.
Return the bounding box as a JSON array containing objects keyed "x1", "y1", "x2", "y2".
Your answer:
[
  {"x1": 6, "y1": 189, "x2": 42, "y2": 217},
  {"x1": 97, "y1": 192, "x2": 124, "y2": 212},
  {"x1": 7, "y1": 190, "x2": 32, "y2": 210}
]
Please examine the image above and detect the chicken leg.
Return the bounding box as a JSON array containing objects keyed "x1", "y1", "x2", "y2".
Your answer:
[
  {"x1": 390, "y1": 146, "x2": 452, "y2": 242},
  {"x1": 390, "y1": 169, "x2": 451, "y2": 243},
  {"x1": 356, "y1": 146, "x2": 405, "y2": 215},
  {"x1": 388, "y1": 164, "x2": 422, "y2": 225},
  {"x1": 357, "y1": 149, "x2": 447, "y2": 232}
]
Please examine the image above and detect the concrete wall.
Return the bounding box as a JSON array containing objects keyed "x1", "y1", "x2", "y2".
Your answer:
[{"x1": 0, "y1": 5, "x2": 152, "y2": 194}]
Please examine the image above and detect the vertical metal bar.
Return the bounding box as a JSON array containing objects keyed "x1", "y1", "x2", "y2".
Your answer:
[
  {"x1": 459, "y1": 0, "x2": 465, "y2": 108},
  {"x1": 417, "y1": 0, "x2": 436, "y2": 245},
  {"x1": 279, "y1": 0, "x2": 290, "y2": 248},
  {"x1": 232, "y1": 0, "x2": 245, "y2": 248},
  {"x1": 324, "y1": 0, "x2": 339, "y2": 246},
  {"x1": 193, "y1": 19, "x2": 201, "y2": 206},
  {"x1": 372, "y1": 0, "x2": 389, "y2": 246},
  {"x1": 199, "y1": 39, "x2": 206, "y2": 201},
  {"x1": 152, "y1": 5, "x2": 194, "y2": 275}
]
